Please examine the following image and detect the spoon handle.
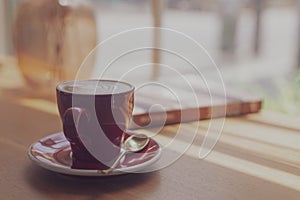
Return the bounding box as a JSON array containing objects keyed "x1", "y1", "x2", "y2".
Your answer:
[{"x1": 101, "y1": 150, "x2": 127, "y2": 174}]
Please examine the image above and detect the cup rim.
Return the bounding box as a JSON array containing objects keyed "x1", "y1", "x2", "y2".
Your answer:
[{"x1": 56, "y1": 79, "x2": 135, "y2": 96}]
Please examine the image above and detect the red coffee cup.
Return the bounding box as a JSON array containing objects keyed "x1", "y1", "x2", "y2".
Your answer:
[{"x1": 56, "y1": 79, "x2": 134, "y2": 170}]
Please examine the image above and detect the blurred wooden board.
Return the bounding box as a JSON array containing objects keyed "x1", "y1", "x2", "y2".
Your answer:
[{"x1": 132, "y1": 75, "x2": 262, "y2": 127}]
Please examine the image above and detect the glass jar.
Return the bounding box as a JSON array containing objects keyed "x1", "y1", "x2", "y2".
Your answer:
[{"x1": 14, "y1": 0, "x2": 97, "y2": 99}]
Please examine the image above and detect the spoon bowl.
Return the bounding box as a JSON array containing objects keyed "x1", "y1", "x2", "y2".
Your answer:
[{"x1": 101, "y1": 134, "x2": 150, "y2": 174}]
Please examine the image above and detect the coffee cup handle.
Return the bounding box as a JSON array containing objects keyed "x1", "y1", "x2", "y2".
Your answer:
[{"x1": 63, "y1": 107, "x2": 90, "y2": 135}]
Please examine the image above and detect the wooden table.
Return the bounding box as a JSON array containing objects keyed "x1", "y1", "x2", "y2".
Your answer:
[{"x1": 1, "y1": 94, "x2": 300, "y2": 200}]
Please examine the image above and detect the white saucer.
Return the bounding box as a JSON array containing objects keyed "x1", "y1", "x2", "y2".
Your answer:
[{"x1": 28, "y1": 132, "x2": 161, "y2": 176}]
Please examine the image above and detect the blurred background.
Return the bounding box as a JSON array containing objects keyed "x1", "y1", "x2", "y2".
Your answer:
[{"x1": 0, "y1": 0, "x2": 299, "y2": 115}]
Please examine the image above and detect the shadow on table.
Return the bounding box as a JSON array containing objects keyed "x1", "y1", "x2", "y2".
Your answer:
[{"x1": 25, "y1": 163, "x2": 160, "y2": 199}]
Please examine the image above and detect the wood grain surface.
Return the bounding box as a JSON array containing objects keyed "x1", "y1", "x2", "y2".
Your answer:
[{"x1": 0, "y1": 96, "x2": 300, "y2": 200}]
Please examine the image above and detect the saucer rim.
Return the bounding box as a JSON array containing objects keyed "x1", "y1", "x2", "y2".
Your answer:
[{"x1": 27, "y1": 132, "x2": 162, "y2": 176}]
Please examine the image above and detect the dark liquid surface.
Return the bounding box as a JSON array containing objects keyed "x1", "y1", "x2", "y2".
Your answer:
[{"x1": 57, "y1": 80, "x2": 133, "y2": 95}]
